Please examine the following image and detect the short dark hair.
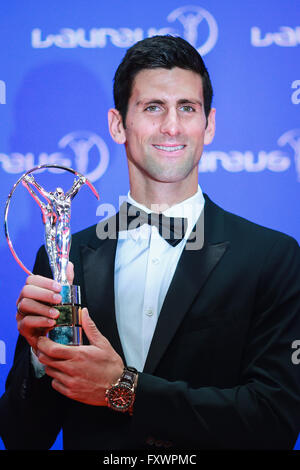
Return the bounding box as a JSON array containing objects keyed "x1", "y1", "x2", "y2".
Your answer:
[{"x1": 113, "y1": 35, "x2": 213, "y2": 127}]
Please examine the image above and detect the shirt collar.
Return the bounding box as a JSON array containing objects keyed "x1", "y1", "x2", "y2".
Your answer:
[{"x1": 127, "y1": 185, "x2": 205, "y2": 240}]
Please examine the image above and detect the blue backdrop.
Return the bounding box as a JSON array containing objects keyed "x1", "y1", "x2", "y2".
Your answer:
[{"x1": 0, "y1": 0, "x2": 299, "y2": 450}]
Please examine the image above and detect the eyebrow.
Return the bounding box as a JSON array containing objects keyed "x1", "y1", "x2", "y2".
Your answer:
[
  {"x1": 136, "y1": 99, "x2": 203, "y2": 107},
  {"x1": 136, "y1": 99, "x2": 164, "y2": 106},
  {"x1": 177, "y1": 99, "x2": 203, "y2": 107}
]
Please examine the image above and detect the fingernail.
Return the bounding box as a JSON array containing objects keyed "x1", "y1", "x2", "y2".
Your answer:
[
  {"x1": 52, "y1": 281, "x2": 62, "y2": 292},
  {"x1": 53, "y1": 293, "x2": 62, "y2": 303},
  {"x1": 49, "y1": 308, "x2": 59, "y2": 318},
  {"x1": 47, "y1": 318, "x2": 56, "y2": 326}
]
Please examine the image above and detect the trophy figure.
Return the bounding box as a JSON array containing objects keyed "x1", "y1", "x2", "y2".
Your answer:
[{"x1": 4, "y1": 164, "x2": 99, "y2": 345}]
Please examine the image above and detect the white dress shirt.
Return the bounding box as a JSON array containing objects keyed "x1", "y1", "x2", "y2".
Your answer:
[
  {"x1": 114, "y1": 186, "x2": 205, "y2": 371},
  {"x1": 31, "y1": 186, "x2": 205, "y2": 376}
]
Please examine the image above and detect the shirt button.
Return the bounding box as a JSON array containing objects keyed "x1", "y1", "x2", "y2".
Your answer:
[
  {"x1": 152, "y1": 257, "x2": 160, "y2": 265},
  {"x1": 146, "y1": 308, "x2": 154, "y2": 316}
]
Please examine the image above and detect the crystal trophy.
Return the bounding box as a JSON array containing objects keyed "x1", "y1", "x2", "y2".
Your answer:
[{"x1": 4, "y1": 164, "x2": 99, "y2": 345}]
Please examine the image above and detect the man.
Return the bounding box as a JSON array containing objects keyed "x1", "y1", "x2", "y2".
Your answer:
[{"x1": 1, "y1": 35, "x2": 300, "y2": 450}]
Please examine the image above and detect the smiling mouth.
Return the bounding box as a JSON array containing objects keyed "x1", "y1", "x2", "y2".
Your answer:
[{"x1": 153, "y1": 145, "x2": 185, "y2": 152}]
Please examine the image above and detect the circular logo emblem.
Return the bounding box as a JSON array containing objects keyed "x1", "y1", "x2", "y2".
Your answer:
[
  {"x1": 167, "y1": 5, "x2": 218, "y2": 55},
  {"x1": 58, "y1": 131, "x2": 110, "y2": 183}
]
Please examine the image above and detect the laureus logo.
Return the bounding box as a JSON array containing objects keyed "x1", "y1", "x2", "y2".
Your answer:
[
  {"x1": 0, "y1": 131, "x2": 109, "y2": 183},
  {"x1": 167, "y1": 5, "x2": 218, "y2": 55},
  {"x1": 277, "y1": 129, "x2": 300, "y2": 182},
  {"x1": 31, "y1": 5, "x2": 218, "y2": 55},
  {"x1": 58, "y1": 131, "x2": 109, "y2": 183}
]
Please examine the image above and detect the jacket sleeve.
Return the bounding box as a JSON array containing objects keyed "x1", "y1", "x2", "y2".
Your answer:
[
  {"x1": 0, "y1": 246, "x2": 67, "y2": 450},
  {"x1": 131, "y1": 235, "x2": 300, "y2": 449}
]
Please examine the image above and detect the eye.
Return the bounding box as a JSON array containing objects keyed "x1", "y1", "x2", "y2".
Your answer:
[
  {"x1": 179, "y1": 105, "x2": 195, "y2": 112},
  {"x1": 145, "y1": 105, "x2": 161, "y2": 112}
]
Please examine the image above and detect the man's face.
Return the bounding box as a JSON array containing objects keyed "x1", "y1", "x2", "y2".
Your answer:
[{"x1": 109, "y1": 67, "x2": 215, "y2": 188}]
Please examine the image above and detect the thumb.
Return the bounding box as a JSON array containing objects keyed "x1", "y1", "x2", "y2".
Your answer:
[
  {"x1": 66, "y1": 261, "x2": 74, "y2": 285},
  {"x1": 81, "y1": 307, "x2": 103, "y2": 347}
]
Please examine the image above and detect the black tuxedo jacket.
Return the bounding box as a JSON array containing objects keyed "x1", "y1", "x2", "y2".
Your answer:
[{"x1": 1, "y1": 194, "x2": 300, "y2": 450}]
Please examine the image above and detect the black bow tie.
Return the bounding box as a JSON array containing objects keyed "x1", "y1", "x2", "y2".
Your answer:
[{"x1": 118, "y1": 202, "x2": 188, "y2": 247}]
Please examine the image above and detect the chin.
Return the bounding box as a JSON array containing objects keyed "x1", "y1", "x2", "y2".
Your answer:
[
  {"x1": 148, "y1": 165, "x2": 195, "y2": 184},
  {"x1": 148, "y1": 172, "x2": 192, "y2": 184}
]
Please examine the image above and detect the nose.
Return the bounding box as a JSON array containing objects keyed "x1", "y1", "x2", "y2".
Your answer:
[{"x1": 160, "y1": 109, "x2": 182, "y2": 136}]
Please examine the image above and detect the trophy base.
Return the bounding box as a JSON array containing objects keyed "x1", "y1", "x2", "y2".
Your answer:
[
  {"x1": 49, "y1": 284, "x2": 82, "y2": 346},
  {"x1": 49, "y1": 325, "x2": 82, "y2": 346}
]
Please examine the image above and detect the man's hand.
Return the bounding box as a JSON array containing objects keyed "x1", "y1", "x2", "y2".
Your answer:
[
  {"x1": 16, "y1": 272, "x2": 69, "y2": 353},
  {"x1": 35, "y1": 308, "x2": 124, "y2": 406}
]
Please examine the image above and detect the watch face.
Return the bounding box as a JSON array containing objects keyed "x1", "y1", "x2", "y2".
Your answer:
[{"x1": 107, "y1": 383, "x2": 134, "y2": 411}]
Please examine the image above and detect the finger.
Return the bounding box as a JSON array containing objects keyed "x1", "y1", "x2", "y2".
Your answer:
[
  {"x1": 66, "y1": 262, "x2": 74, "y2": 285},
  {"x1": 41, "y1": 366, "x2": 74, "y2": 398},
  {"x1": 17, "y1": 284, "x2": 62, "y2": 307},
  {"x1": 37, "y1": 352, "x2": 69, "y2": 370},
  {"x1": 51, "y1": 377, "x2": 72, "y2": 398},
  {"x1": 38, "y1": 351, "x2": 80, "y2": 380},
  {"x1": 17, "y1": 298, "x2": 60, "y2": 319},
  {"x1": 81, "y1": 308, "x2": 104, "y2": 347},
  {"x1": 36, "y1": 336, "x2": 75, "y2": 360},
  {"x1": 16, "y1": 275, "x2": 62, "y2": 305},
  {"x1": 17, "y1": 312, "x2": 56, "y2": 332},
  {"x1": 16, "y1": 315, "x2": 55, "y2": 351},
  {"x1": 44, "y1": 365, "x2": 70, "y2": 382},
  {"x1": 26, "y1": 274, "x2": 62, "y2": 290}
]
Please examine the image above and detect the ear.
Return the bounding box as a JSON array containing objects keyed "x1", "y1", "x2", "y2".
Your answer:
[
  {"x1": 204, "y1": 108, "x2": 216, "y2": 145},
  {"x1": 108, "y1": 108, "x2": 126, "y2": 144}
]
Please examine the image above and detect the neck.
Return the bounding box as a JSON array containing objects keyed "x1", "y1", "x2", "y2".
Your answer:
[{"x1": 129, "y1": 178, "x2": 199, "y2": 211}]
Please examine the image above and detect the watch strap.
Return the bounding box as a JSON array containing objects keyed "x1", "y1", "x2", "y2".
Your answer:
[{"x1": 121, "y1": 366, "x2": 138, "y2": 388}]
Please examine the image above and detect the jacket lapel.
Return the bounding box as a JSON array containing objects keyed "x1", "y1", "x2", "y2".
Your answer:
[{"x1": 143, "y1": 195, "x2": 230, "y2": 374}]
